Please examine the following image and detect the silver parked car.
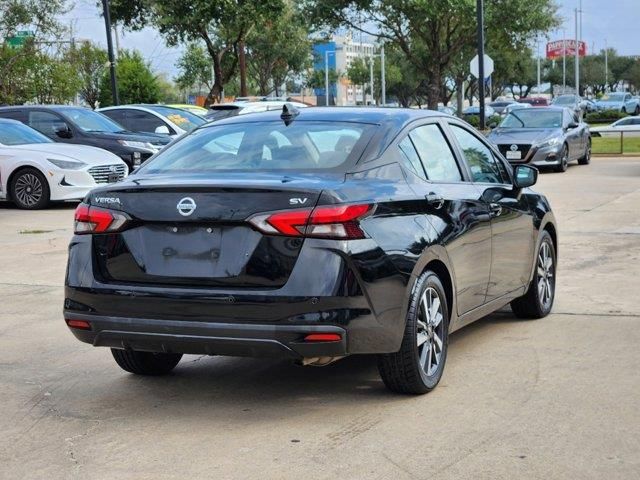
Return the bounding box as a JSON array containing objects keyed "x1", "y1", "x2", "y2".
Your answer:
[{"x1": 486, "y1": 107, "x2": 591, "y2": 172}]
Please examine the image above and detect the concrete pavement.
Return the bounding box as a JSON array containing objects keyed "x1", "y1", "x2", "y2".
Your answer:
[{"x1": 1, "y1": 157, "x2": 639, "y2": 479}]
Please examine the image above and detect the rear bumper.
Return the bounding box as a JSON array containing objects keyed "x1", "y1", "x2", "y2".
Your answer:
[{"x1": 64, "y1": 313, "x2": 347, "y2": 359}]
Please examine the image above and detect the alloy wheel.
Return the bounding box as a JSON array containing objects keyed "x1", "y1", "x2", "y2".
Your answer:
[
  {"x1": 416, "y1": 287, "x2": 445, "y2": 377},
  {"x1": 14, "y1": 173, "x2": 43, "y2": 207},
  {"x1": 537, "y1": 241, "x2": 555, "y2": 309}
]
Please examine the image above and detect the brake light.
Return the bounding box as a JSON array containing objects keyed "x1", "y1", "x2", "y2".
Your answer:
[
  {"x1": 304, "y1": 333, "x2": 342, "y2": 342},
  {"x1": 66, "y1": 319, "x2": 91, "y2": 330},
  {"x1": 248, "y1": 203, "x2": 374, "y2": 239},
  {"x1": 74, "y1": 203, "x2": 129, "y2": 234}
]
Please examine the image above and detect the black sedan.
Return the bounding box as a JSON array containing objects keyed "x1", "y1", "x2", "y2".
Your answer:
[
  {"x1": 64, "y1": 106, "x2": 557, "y2": 394},
  {"x1": 487, "y1": 107, "x2": 591, "y2": 172}
]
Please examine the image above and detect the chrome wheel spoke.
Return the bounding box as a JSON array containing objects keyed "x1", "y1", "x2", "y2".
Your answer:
[
  {"x1": 433, "y1": 333, "x2": 443, "y2": 352},
  {"x1": 417, "y1": 331, "x2": 429, "y2": 347}
]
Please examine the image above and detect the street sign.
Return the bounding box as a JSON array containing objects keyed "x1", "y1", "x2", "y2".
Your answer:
[
  {"x1": 6, "y1": 30, "x2": 34, "y2": 49},
  {"x1": 470, "y1": 54, "x2": 494, "y2": 78},
  {"x1": 546, "y1": 40, "x2": 586, "y2": 59}
]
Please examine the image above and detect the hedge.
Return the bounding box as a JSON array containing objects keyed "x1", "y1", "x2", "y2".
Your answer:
[{"x1": 585, "y1": 109, "x2": 628, "y2": 124}]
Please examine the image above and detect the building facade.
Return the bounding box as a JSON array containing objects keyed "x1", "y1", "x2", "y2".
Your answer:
[{"x1": 313, "y1": 32, "x2": 377, "y2": 106}]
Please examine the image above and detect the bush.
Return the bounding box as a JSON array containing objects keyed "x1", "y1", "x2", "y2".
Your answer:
[
  {"x1": 585, "y1": 109, "x2": 628, "y2": 124},
  {"x1": 465, "y1": 114, "x2": 502, "y2": 129}
]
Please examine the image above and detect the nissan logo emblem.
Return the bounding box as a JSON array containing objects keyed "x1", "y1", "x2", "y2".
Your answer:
[
  {"x1": 177, "y1": 197, "x2": 197, "y2": 216},
  {"x1": 510, "y1": 144, "x2": 519, "y2": 151}
]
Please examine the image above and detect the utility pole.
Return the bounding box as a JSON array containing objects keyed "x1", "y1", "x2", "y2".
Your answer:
[
  {"x1": 101, "y1": 0, "x2": 119, "y2": 105},
  {"x1": 574, "y1": 8, "x2": 579, "y2": 95},
  {"x1": 537, "y1": 38, "x2": 541, "y2": 96},
  {"x1": 476, "y1": 0, "x2": 486, "y2": 129},
  {"x1": 604, "y1": 38, "x2": 608, "y2": 90},
  {"x1": 380, "y1": 45, "x2": 386, "y2": 105},
  {"x1": 562, "y1": 29, "x2": 567, "y2": 90},
  {"x1": 369, "y1": 56, "x2": 374, "y2": 105},
  {"x1": 325, "y1": 50, "x2": 330, "y2": 106}
]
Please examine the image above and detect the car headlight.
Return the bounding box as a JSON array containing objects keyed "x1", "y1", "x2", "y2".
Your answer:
[
  {"x1": 47, "y1": 158, "x2": 87, "y2": 170},
  {"x1": 538, "y1": 137, "x2": 560, "y2": 149},
  {"x1": 117, "y1": 140, "x2": 154, "y2": 150}
]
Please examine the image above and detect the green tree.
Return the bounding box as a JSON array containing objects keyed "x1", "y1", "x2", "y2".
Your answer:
[
  {"x1": 109, "y1": 0, "x2": 286, "y2": 105},
  {"x1": 174, "y1": 43, "x2": 212, "y2": 93},
  {"x1": 67, "y1": 42, "x2": 108, "y2": 108},
  {"x1": 99, "y1": 50, "x2": 160, "y2": 106},
  {"x1": 345, "y1": 57, "x2": 369, "y2": 103},
  {"x1": 246, "y1": 6, "x2": 311, "y2": 96},
  {"x1": 0, "y1": 0, "x2": 70, "y2": 104},
  {"x1": 303, "y1": 0, "x2": 559, "y2": 108}
]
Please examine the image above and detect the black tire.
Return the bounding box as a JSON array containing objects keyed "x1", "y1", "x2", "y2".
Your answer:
[
  {"x1": 634, "y1": 106, "x2": 640, "y2": 116},
  {"x1": 511, "y1": 231, "x2": 556, "y2": 319},
  {"x1": 378, "y1": 270, "x2": 449, "y2": 394},
  {"x1": 111, "y1": 349, "x2": 182, "y2": 375},
  {"x1": 621, "y1": 107, "x2": 626, "y2": 114},
  {"x1": 10, "y1": 168, "x2": 50, "y2": 209},
  {"x1": 578, "y1": 139, "x2": 591, "y2": 165},
  {"x1": 554, "y1": 144, "x2": 569, "y2": 172}
]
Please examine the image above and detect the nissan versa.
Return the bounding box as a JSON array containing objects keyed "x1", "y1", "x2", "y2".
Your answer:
[{"x1": 64, "y1": 106, "x2": 557, "y2": 394}]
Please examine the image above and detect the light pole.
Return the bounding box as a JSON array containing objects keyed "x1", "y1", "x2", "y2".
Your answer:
[
  {"x1": 324, "y1": 50, "x2": 335, "y2": 106},
  {"x1": 102, "y1": 0, "x2": 119, "y2": 105},
  {"x1": 536, "y1": 37, "x2": 541, "y2": 96},
  {"x1": 476, "y1": 0, "x2": 486, "y2": 129},
  {"x1": 380, "y1": 44, "x2": 386, "y2": 105},
  {"x1": 369, "y1": 56, "x2": 374, "y2": 105},
  {"x1": 604, "y1": 38, "x2": 608, "y2": 91},
  {"x1": 574, "y1": 8, "x2": 579, "y2": 95},
  {"x1": 562, "y1": 29, "x2": 567, "y2": 90}
]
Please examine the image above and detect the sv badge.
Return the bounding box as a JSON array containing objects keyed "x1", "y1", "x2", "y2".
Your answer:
[{"x1": 289, "y1": 197, "x2": 308, "y2": 205}]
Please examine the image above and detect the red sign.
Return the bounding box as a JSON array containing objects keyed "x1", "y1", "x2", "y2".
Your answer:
[{"x1": 546, "y1": 40, "x2": 587, "y2": 59}]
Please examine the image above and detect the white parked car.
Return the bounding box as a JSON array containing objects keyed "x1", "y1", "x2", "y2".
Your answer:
[
  {"x1": 590, "y1": 117, "x2": 640, "y2": 138},
  {"x1": 98, "y1": 104, "x2": 207, "y2": 139},
  {"x1": 0, "y1": 119, "x2": 128, "y2": 209},
  {"x1": 205, "y1": 101, "x2": 308, "y2": 122}
]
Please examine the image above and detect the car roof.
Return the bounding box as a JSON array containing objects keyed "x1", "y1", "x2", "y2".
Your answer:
[
  {"x1": 0, "y1": 105, "x2": 88, "y2": 111},
  {"x1": 201, "y1": 106, "x2": 443, "y2": 128},
  {"x1": 0, "y1": 118, "x2": 21, "y2": 124},
  {"x1": 516, "y1": 106, "x2": 566, "y2": 112}
]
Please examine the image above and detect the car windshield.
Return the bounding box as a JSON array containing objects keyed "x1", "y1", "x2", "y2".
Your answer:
[
  {"x1": 601, "y1": 93, "x2": 625, "y2": 102},
  {"x1": 499, "y1": 111, "x2": 563, "y2": 129},
  {"x1": 553, "y1": 96, "x2": 575, "y2": 105},
  {"x1": 63, "y1": 108, "x2": 124, "y2": 133},
  {"x1": 0, "y1": 123, "x2": 53, "y2": 145},
  {"x1": 144, "y1": 106, "x2": 206, "y2": 131},
  {"x1": 137, "y1": 121, "x2": 372, "y2": 174}
]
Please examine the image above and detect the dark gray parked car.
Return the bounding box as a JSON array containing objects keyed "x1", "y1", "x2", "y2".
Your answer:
[{"x1": 487, "y1": 107, "x2": 591, "y2": 172}]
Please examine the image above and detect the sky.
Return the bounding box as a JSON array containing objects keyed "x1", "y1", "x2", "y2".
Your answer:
[{"x1": 60, "y1": 0, "x2": 640, "y2": 78}]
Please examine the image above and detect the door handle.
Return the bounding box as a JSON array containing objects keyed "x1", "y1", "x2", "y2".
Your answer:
[
  {"x1": 426, "y1": 192, "x2": 444, "y2": 209},
  {"x1": 489, "y1": 203, "x2": 502, "y2": 218}
]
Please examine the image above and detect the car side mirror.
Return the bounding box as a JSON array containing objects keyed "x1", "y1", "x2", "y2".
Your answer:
[
  {"x1": 55, "y1": 125, "x2": 73, "y2": 138},
  {"x1": 488, "y1": 121, "x2": 497, "y2": 129},
  {"x1": 513, "y1": 165, "x2": 538, "y2": 189},
  {"x1": 154, "y1": 125, "x2": 171, "y2": 135},
  {"x1": 567, "y1": 122, "x2": 579, "y2": 129}
]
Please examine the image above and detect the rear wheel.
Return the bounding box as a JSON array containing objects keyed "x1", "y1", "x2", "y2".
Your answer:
[
  {"x1": 111, "y1": 349, "x2": 182, "y2": 375},
  {"x1": 578, "y1": 139, "x2": 591, "y2": 165},
  {"x1": 554, "y1": 144, "x2": 569, "y2": 172},
  {"x1": 378, "y1": 270, "x2": 449, "y2": 394},
  {"x1": 10, "y1": 168, "x2": 50, "y2": 209},
  {"x1": 634, "y1": 105, "x2": 640, "y2": 116},
  {"x1": 511, "y1": 231, "x2": 556, "y2": 319}
]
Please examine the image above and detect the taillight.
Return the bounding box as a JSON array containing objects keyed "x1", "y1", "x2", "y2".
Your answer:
[
  {"x1": 248, "y1": 203, "x2": 374, "y2": 239},
  {"x1": 74, "y1": 203, "x2": 129, "y2": 234}
]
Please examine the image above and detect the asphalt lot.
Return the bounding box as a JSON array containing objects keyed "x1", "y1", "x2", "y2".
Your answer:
[{"x1": 1, "y1": 157, "x2": 639, "y2": 479}]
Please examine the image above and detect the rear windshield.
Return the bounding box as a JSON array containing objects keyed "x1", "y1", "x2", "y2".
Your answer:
[{"x1": 137, "y1": 121, "x2": 373, "y2": 173}]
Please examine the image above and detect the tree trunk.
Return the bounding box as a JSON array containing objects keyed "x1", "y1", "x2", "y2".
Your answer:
[
  {"x1": 204, "y1": 54, "x2": 225, "y2": 107},
  {"x1": 426, "y1": 66, "x2": 441, "y2": 110},
  {"x1": 456, "y1": 77, "x2": 464, "y2": 117},
  {"x1": 238, "y1": 39, "x2": 248, "y2": 97}
]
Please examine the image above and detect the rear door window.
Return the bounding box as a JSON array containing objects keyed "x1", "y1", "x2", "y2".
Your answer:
[
  {"x1": 127, "y1": 110, "x2": 174, "y2": 135},
  {"x1": 398, "y1": 136, "x2": 426, "y2": 180},
  {"x1": 28, "y1": 111, "x2": 69, "y2": 137},
  {"x1": 409, "y1": 124, "x2": 462, "y2": 182}
]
